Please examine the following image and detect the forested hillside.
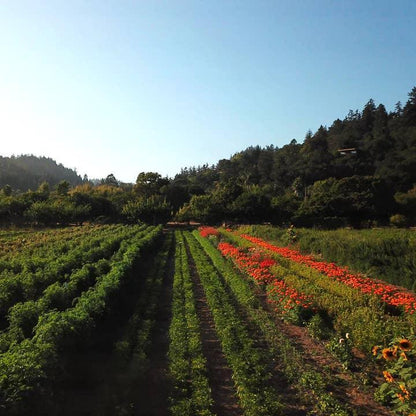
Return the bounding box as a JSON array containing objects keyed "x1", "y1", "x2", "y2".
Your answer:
[
  {"x1": 174, "y1": 86, "x2": 416, "y2": 226},
  {"x1": 1, "y1": 87, "x2": 415, "y2": 227},
  {"x1": 0, "y1": 155, "x2": 83, "y2": 191}
]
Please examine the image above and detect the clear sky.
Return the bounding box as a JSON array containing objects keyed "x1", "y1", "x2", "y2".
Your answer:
[{"x1": 1, "y1": 1, "x2": 415, "y2": 182}]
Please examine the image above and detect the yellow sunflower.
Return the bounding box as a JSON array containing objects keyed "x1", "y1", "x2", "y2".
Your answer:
[
  {"x1": 398, "y1": 339, "x2": 412, "y2": 351},
  {"x1": 383, "y1": 371, "x2": 394, "y2": 383},
  {"x1": 382, "y1": 347, "x2": 397, "y2": 361},
  {"x1": 372, "y1": 345, "x2": 381, "y2": 356}
]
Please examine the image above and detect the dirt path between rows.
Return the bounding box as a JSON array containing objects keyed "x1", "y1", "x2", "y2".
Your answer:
[{"x1": 186, "y1": 240, "x2": 244, "y2": 416}]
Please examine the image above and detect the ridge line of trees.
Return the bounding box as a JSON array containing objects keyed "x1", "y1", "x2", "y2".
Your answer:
[{"x1": 1, "y1": 87, "x2": 416, "y2": 228}]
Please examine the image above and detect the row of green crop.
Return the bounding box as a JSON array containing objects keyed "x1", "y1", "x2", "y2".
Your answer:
[
  {"x1": 0, "y1": 225, "x2": 148, "y2": 323},
  {"x1": 237, "y1": 225, "x2": 416, "y2": 290},
  {"x1": 0, "y1": 226, "x2": 92, "y2": 258},
  {"x1": 0, "y1": 224, "x2": 120, "y2": 273},
  {"x1": 101, "y1": 230, "x2": 175, "y2": 413},
  {"x1": 0, "y1": 225, "x2": 162, "y2": 415},
  {"x1": 194, "y1": 231, "x2": 351, "y2": 416},
  {"x1": 0, "y1": 225, "x2": 97, "y2": 261},
  {"x1": 115, "y1": 231, "x2": 172, "y2": 368},
  {"x1": 184, "y1": 231, "x2": 283, "y2": 416},
  {"x1": 168, "y1": 231, "x2": 214, "y2": 416},
  {"x1": 0, "y1": 259, "x2": 109, "y2": 352},
  {"x1": 0, "y1": 224, "x2": 142, "y2": 274}
]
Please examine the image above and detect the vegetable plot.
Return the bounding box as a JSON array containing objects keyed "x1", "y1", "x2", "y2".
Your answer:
[
  {"x1": 0, "y1": 224, "x2": 162, "y2": 414},
  {"x1": 1, "y1": 225, "x2": 414, "y2": 415}
]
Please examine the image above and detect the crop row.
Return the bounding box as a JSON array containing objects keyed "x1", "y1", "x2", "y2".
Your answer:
[
  {"x1": 184, "y1": 231, "x2": 283, "y2": 416},
  {"x1": 0, "y1": 226, "x2": 96, "y2": 257},
  {"x1": 0, "y1": 224, "x2": 144, "y2": 274},
  {"x1": 211, "y1": 228, "x2": 416, "y2": 415},
  {"x1": 0, "y1": 225, "x2": 162, "y2": 415},
  {"x1": 195, "y1": 229, "x2": 351, "y2": 415},
  {"x1": 168, "y1": 231, "x2": 213, "y2": 416},
  {"x1": 109, "y1": 229, "x2": 174, "y2": 411},
  {"x1": 0, "y1": 225, "x2": 148, "y2": 327}
]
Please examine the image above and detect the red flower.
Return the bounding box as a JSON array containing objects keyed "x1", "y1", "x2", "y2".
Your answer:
[{"x1": 239, "y1": 234, "x2": 416, "y2": 314}]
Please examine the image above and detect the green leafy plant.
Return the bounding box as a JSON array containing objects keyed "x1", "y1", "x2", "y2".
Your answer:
[{"x1": 327, "y1": 333, "x2": 354, "y2": 370}]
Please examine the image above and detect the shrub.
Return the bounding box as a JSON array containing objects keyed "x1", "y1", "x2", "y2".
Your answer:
[{"x1": 390, "y1": 214, "x2": 408, "y2": 228}]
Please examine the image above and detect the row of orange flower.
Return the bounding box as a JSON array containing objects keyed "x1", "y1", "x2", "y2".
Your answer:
[
  {"x1": 217, "y1": 242, "x2": 275, "y2": 284},
  {"x1": 198, "y1": 226, "x2": 220, "y2": 238},
  {"x1": 217, "y1": 241, "x2": 314, "y2": 314},
  {"x1": 240, "y1": 234, "x2": 416, "y2": 314}
]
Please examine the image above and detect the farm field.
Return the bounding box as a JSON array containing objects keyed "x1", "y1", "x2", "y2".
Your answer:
[{"x1": 0, "y1": 225, "x2": 415, "y2": 415}]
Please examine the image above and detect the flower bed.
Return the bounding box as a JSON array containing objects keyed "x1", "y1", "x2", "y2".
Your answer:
[
  {"x1": 240, "y1": 234, "x2": 416, "y2": 314},
  {"x1": 217, "y1": 241, "x2": 314, "y2": 317}
]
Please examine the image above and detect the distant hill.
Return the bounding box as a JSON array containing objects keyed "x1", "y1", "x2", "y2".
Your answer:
[{"x1": 0, "y1": 155, "x2": 83, "y2": 191}]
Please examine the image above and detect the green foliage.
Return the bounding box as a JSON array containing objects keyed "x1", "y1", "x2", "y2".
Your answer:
[
  {"x1": 0, "y1": 155, "x2": 82, "y2": 192},
  {"x1": 24, "y1": 199, "x2": 90, "y2": 225},
  {"x1": 306, "y1": 313, "x2": 332, "y2": 340},
  {"x1": 3, "y1": 184, "x2": 12, "y2": 197},
  {"x1": 177, "y1": 194, "x2": 220, "y2": 224},
  {"x1": 55, "y1": 180, "x2": 70, "y2": 196},
  {"x1": 327, "y1": 334, "x2": 354, "y2": 370},
  {"x1": 168, "y1": 231, "x2": 214, "y2": 415},
  {"x1": 122, "y1": 195, "x2": 172, "y2": 224},
  {"x1": 186, "y1": 231, "x2": 283, "y2": 415},
  {"x1": 296, "y1": 175, "x2": 392, "y2": 227},
  {"x1": 395, "y1": 185, "x2": 416, "y2": 224},
  {"x1": 134, "y1": 172, "x2": 169, "y2": 197},
  {"x1": 0, "y1": 339, "x2": 57, "y2": 415},
  {"x1": 390, "y1": 214, "x2": 409, "y2": 227},
  {"x1": 0, "y1": 225, "x2": 162, "y2": 412},
  {"x1": 196, "y1": 230, "x2": 351, "y2": 415}
]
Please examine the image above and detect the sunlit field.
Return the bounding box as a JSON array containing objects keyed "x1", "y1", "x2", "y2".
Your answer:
[{"x1": 0, "y1": 224, "x2": 414, "y2": 415}]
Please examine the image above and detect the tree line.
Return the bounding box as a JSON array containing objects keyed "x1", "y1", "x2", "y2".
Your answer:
[{"x1": 1, "y1": 87, "x2": 416, "y2": 227}]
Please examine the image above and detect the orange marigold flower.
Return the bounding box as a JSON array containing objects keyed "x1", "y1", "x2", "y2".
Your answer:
[
  {"x1": 397, "y1": 393, "x2": 406, "y2": 402},
  {"x1": 383, "y1": 371, "x2": 394, "y2": 383},
  {"x1": 372, "y1": 345, "x2": 381, "y2": 356},
  {"x1": 382, "y1": 347, "x2": 397, "y2": 361},
  {"x1": 400, "y1": 352, "x2": 408, "y2": 361},
  {"x1": 399, "y1": 384, "x2": 410, "y2": 398},
  {"x1": 398, "y1": 339, "x2": 412, "y2": 351}
]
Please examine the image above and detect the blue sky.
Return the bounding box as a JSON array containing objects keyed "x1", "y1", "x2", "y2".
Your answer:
[{"x1": 1, "y1": 1, "x2": 415, "y2": 182}]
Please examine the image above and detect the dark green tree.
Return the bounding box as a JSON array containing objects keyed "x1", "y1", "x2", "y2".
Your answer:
[
  {"x1": 134, "y1": 172, "x2": 169, "y2": 198},
  {"x1": 56, "y1": 180, "x2": 70, "y2": 196},
  {"x1": 2, "y1": 185, "x2": 12, "y2": 197}
]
